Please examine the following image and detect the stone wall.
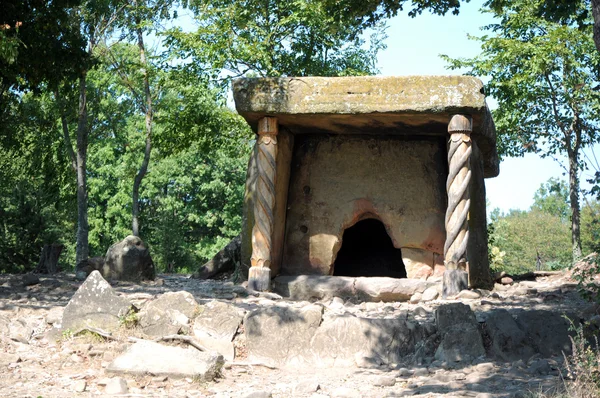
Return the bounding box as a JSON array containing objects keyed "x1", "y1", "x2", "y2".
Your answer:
[{"x1": 281, "y1": 134, "x2": 447, "y2": 276}]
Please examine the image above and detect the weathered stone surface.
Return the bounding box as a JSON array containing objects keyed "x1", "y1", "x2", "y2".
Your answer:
[
  {"x1": 435, "y1": 303, "x2": 485, "y2": 362},
  {"x1": 61, "y1": 271, "x2": 133, "y2": 333},
  {"x1": 514, "y1": 310, "x2": 573, "y2": 357},
  {"x1": 106, "y1": 340, "x2": 224, "y2": 381},
  {"x1": 273, "y1": 275, "x2": 429, "y2": 302},
  {"x1": 273, "y1": 275, "x2": 355, "y2": 301},
  {"x1": 233, "y1": 76, "x2": 499, "y2": 177},
  {"x1": 0, "y1": 352, "x2": 20, "y2": 367},
  {"x1": 481, "y1": 309, "x2": 535, "y2": 361},
  {"x1": 421, "y1": 286, "x2": 439, "y2": 302},
  {"x1": 245, "y1": 303, "x2": 431, "y2": 368},
  {"x1": 103, "y1": 235, "x2": 155, "y2": 282},
  {"x1": 244, "y1": 304, "x2": 323, "y2": 367},
  {"x1": 354, "y1": 277, "x2": 430, "y2": 302},
  {"x1": 21, "y1": 274, "x2": 40, "y2": 286},
  {"x1": 75, "y1": 256, "x2": 105, "y2": 281},
  {"x1": 281, "y1": 136, "x2": 447, "y2": 276},
  {"x1": 9, "y1": 318, "x2": 32, "y2": 343},
  {"x1": 196, "y1": 235, "x2": 241, "y2": 279},
  {"x1": 138, "y1": 291, "x2": 198, "y2": 337},
  {"x1": 193, "y1": 300, "x2": 243, "y2": 341},
  {"x1": 402, "y1": 248, "x2": 435, "y2": 279},
  {"x1": 104, "y1": 377, "x2": 128, "y2": 394}
]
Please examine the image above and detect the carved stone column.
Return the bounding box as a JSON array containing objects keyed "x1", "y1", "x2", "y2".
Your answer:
[
  {"x1": 443, "y1": 114, "x2": 472, "y2": 298},
  {"x1": 249, "y1": 117, "x2": 278, "y2": 291}
]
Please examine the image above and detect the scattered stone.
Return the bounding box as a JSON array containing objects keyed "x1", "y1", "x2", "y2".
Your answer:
[
  {"x1": 138, "y1": 291, "x2": 198, "y2": 337},
  {"x1": 105, "y1": 377, "x2": 129, "y2": 394},
  {"x1": 106, "y1": 340, "x2": 224, "y2": 381},
  {"x1": 500, "y1": 277, "x2": 513, "y2": 285},
  {"x1": 329, "y1": 296, "x2": 345, "y2": 309},
  {"x1": 457, "y1": 289, "x2": 481, "y2": 299},
  {"x1": 9, "y1": 318, "x2": 32, "y2": 344},
  {"x1": 45, "y1": 307, "x2": 64, "y2": 325},
  {"x1": 413, "y1": 367, "x2": 429, "y2": 377},
  {"x1": 73, "y1": 379, "x2": 87, "y2": 392},
  {"x1": 398, "y1": 367, "x2": 412, "y2": 377},
  {"x1": 61, "y1": 271, "x2": 133, "y2": 334},
  {"x1": 193, "y1": 300, "x2": 244, "y2": 341},
  {"x1": 75, "y1": 256, "x2": 105, "y2": 281},
  {"x1": 0, "y1": 353, "x2": 20, "y2": 367},
  {"x1": 103, "y1": 235, "x2": 155, "y2": 281},
  {"x1": 331, "y1": 387, "x2": 362, "y2": 398},
  {"x1": 372, "y1": 375, "x2": 396, "y2": 387},
  {"x1": 421, "y1": 286, "x2": 439, "y2": 302},
  {"x1": 294, "y1": 380, "x2": 320, "y2": 394},
  {"x1": 409, "y1": 292, "x2": 422, "y2": 304},
  {"x1": 21, "y1": 274, "x2": 40, "y2": 287},
  {"x1": 243, "y1": 391, "x2": 272, "y2": 398}
]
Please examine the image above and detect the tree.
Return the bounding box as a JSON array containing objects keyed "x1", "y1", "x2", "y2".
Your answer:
[
  {"x1": 531, "y1": 177, "x2": 570, "y2": 220},
  {"x1": 444, "y1": 0, "x2": 600, "y2": 263},
  {"x1": 168, "y1": 0, "x2": 387, "y2": 78}
]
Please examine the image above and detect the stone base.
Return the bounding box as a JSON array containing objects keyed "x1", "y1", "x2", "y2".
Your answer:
[
  {"x1": 273, "y1": 275, "x2": 432, "y2": 302},
  {"x1": 248, "y1": 267, "x2": 271, "y2": 291},
  {"x1": 442, "y1": 269, "x2": 468, "y2": 298}
]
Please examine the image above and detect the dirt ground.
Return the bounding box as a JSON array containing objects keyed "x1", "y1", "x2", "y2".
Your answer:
[{"x1": 0, "y1": 271, "x2": 597, "y2": 398}]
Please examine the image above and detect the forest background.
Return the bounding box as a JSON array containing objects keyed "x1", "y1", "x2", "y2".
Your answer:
[{"x1": 1, "y1": 0, "x2": 600, "y2": 277}]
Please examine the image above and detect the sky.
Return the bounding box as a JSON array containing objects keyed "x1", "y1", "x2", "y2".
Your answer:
[{"x1": 374, "y1": 0, "x2": 597, "y2": 213}]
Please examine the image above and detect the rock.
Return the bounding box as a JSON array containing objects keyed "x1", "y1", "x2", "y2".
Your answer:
[
  {"x1": 138, "y1": 291, "x2": 198, "y2": 337},
  {"x1": 45, "y1": 307, "x2": 64, "y2": 325},
  {"x1": 61, "y1": 271, "x2": 133, "y2": 334},
  {"x1": 107, "y1": 340, "x2": 224, "y2": 381},
  {"x1": 244, "y1": 304, "x2": 323, "y2": 366},
  {"x1": 435, "y1": 303, "x2": 485, "y2": 363},
  {"x1": 9, "y1": 319, "x2": 32, "y2": 344},
  {"x1": 193, "y1": 300, "x2": 243, "y2": 341},
  {"x1": 457, "y1": 289, "x2": 481, "y2": 299},
  {"x1": 103, "y1": 235, "x2": 155, "y2": 282},
  {"x1": 528, "y1": 359, "x2": 551, "y2": 375},
  {"x1": 294, "y1": 380, "x2": 320, "y2": 394},
  {"x1": 331, "y1": 387, "x2": 361, "y2": 398},
  {"x1": 500, "y1": 277, "x2": 514, "y2": 285},
  {"x1": 514, "y1": 310, "x2": 573, "y2": 357},
  {"x1": 372, "y1": 375, "x2": 396, "y2": 387},
  {"x1": 72, "y1": 380, "x2": 87, "y2": 392},
  {"x1": 75, "y1": 256, "x2": 105, "y2": 281},
  {"x1": 0, "y1": 352, "x2": 20, "y2": 367},
  {"x1": 21, "y1": 274, "x2": 40, "y2": 286},
  {"x1": 354, "y1": 277, "x2": 430, "y2": 302},
  {"x1": 243, "y1": 391, "x2": 272, "y2": 398},
  {"x1": 273, "y1": 275, "x2": 355, "y2": 301},
  {"x1": 105, "y1": 377, "x2": 129, "y2": 394},
  {"x1": 421, "y1": 286, "x2": 439, "y2": 302},
  {"x1": 329, "y1": 297, "x2": 345, "y2": 309},
  {"x1": 193, "y1": 334, "x2": 235, "y2": 362},
  {"x1": 409, "y1": 292, "x2": 422, "y2": 304},
  {"x1": 195, "y1": 235, "x2": 241, "y2": 279},
  {"x1": 481, "y1": 309, "x2": 535, "y2": 361}
]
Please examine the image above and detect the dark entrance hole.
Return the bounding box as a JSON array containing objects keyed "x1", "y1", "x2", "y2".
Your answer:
[{"x1": 333, "y1": 218, "x2": 407, "y2": 278}]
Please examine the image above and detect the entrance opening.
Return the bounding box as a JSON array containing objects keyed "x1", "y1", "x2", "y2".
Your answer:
[{"x1": 333, "y1": 218, "x2": 407, "y2": 278}]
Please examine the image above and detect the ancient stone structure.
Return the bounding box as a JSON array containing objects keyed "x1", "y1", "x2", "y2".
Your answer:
[{"x1": 234, "y1": 76, "x2": 499, "y2": 294}]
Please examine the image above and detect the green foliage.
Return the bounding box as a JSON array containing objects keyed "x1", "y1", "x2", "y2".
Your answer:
[
  {"x1": 169, "y1": 0, "x2": 387, "y2": 78},
  {"x1": 488, "y1": 207, "x2": 572, "y2": 274},
  {"x1": 532, "y1": 177, "x2": 570, "y2": 220}
]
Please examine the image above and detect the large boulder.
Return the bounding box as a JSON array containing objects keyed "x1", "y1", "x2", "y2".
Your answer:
[
  {"x1": 61, "y1": 271, "x2": 134, "y2": 333},
  {"x1": 195, "y1": 235, "x2": 241, "y2": 279},
  {"x1": 193, "y1": 301, "x2": 245, "y2": 361},
  {"x1": 480, "y1": 309, "x2": 535, "y2": 361},
  {"x1": 103, "y1": 235, "x2": 155, "y2": 282}
]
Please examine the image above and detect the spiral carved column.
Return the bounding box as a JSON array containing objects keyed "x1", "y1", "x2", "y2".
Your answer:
[
  {"x1": 249, "y1": 117, "x2": 278, "y2": 291},
  {"x1": 443, "y1": 114, "x2": 472, "y2": 298}
]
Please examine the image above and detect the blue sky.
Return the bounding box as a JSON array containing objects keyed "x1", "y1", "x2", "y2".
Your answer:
[{"x1": 375, "y1": 0, "x2": 596, "y2": 213}]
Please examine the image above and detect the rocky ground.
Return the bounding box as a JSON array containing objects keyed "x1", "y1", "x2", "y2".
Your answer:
[{"x1": 0, "y1": 270, "x2": 598, "y2": 398}]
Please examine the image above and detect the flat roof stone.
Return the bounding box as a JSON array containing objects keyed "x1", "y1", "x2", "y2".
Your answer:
[{"x1": 233, "y1": 76, "x2": 499, "y2": 177}]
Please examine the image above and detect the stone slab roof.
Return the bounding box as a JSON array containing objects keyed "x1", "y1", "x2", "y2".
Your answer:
[{"x1": 233, "y1": 76, "x2": 499, "y2": 178}]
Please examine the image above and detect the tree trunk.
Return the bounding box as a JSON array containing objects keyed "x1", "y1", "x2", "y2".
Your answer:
[
  {"x1": 568, "y1": 150, "x2": 583, "y2": 262},
  {"x1": 592, "y1": 0, "x2": 600, "y2": 54},
  {"x1": 132, "y1": 25, "x2": 152, "y2": 237},
  {"x1": 75, "y1": 72, "x2": 90, "y2": 266},
  {"x1": 36, "y1": 244, "x2": 64, "y2": 273}
]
